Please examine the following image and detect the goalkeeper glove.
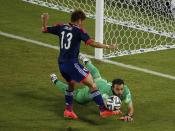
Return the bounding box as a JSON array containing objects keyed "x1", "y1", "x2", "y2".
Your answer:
[{"x1": 119, "y1": 114, "x2": 133, "y2": 122}]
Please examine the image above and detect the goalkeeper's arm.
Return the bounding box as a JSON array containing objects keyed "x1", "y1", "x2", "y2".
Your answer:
[
  {"x1": 120, "y1": 88, "x2": 134, "y2": 122},
  {"x1": 127, "y1": 101, "x2": 134, "y2": 118},
  {"x1": 119, "y1": 101, "x2": 134, "y2": 122}
]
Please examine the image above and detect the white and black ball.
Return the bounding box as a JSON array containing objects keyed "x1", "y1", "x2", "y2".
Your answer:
[{"x1": 105, "y1": 95, "x2": 122, "y2": 111}]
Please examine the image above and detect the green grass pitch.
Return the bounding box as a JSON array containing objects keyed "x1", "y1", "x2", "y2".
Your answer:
[{"x1": 0, "y1": 0, "x2": 175, "y2": 130}]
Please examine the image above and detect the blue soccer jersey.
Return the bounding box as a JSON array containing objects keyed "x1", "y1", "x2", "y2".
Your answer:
[
  {"x1": 43, "y1": 23, "x2": 93, "y2": 83},
  {"x1": 44, "y1": 23, "x2": 93, "y2": 63}
]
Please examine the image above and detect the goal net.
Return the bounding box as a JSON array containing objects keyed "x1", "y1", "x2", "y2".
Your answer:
[{"x1": 22, "y1": 0, "x2": 175, "y2": 58}]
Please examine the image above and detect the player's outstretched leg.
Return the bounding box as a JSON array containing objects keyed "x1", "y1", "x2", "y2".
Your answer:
[
  {"x1": 50, "y1": 74, "x2": 78, "y2": 119},
  {"x1": 79, "y1": 53, "x2": 101, "y2": 79}
]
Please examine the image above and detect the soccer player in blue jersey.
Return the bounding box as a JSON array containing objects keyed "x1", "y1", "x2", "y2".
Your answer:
[{"x1": 41, "y1": 10, "x2": 118, "y2": 119}]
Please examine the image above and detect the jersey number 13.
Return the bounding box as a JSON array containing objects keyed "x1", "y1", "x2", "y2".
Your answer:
[{"x1": 61, "y1": 31, "x2": 73, "y2": 50}]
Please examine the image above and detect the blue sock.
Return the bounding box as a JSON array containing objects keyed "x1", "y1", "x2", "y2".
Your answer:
[
  {"x1": 91, "y1": 90, "x2": 106, "y2": 112},
  {"x1": 65, "y1": 90, "x2": 74, "y2": 111}
]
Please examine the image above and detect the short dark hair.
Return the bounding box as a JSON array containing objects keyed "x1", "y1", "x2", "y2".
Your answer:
[
  {"x1": 112, "y1": 78, "x2": 124, "y2": 87},
  {"x1": 71, "y1": 10, "x2": 86, "y2": 22}
]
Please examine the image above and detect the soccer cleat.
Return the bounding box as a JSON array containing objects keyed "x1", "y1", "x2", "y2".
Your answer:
[
  {"x1": 50, "y1": 73, "x2": 58, "y2": 84},
  {"x1": 79, "y1": 53, "x2": 89, "y2": 64},
  {"x1": 64, "y1": 109, "x2": 79, "y2": 120},
  {"x1": 100, "y1": 110, "x2": 122, "y2": 118}
]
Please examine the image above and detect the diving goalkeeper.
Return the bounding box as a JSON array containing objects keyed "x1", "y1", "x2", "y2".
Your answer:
[{"x1": 50, "y1": 54, "x2": 134, "y2": 122}]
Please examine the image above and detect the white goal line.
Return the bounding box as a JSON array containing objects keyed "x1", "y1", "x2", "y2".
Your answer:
[{"x1": 0, "y1": 31, "x2": 175, "y2": 80}]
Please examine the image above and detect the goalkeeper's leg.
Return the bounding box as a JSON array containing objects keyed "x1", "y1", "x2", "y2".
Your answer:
[
  {"x1": 50, "y1": 73, "x2": 89, "y2": 104},
  {"x1": 50, "y1": 73, "x2": 68, "y2": 93},
  {"x1": 86, "y1": 62, "x2": 101, "y2": 79},
  {"x1": 79, "y1": 54, "x2": 101, "y2": 79}
]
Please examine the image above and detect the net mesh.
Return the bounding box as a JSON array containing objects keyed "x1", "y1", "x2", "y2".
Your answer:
[{"x1": 23, "y1": 0, "x2": 175, "y2": 57}]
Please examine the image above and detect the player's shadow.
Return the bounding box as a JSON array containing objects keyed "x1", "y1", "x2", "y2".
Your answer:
[
  {"x1": 52, "y1": 100, "x2": 107, "y2": 125},
  {"x1": 15, "y1": 90, "x2": 108, "y2": 126},
  {"x1": 79, "y1": 116, "x2": 99, "y2": 125},
  {"x1": 15, "y1": 90, "x2": 58, "y2": 101}
]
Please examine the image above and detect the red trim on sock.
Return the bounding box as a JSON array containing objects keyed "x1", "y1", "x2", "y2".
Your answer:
[{"x1": 66, "y1": 105, "x2": 73, "y2": 112}]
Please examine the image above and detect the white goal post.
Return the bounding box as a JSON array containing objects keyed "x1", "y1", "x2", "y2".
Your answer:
[{"x1": 22, "y1": 0, "x2": 175, "y2": 59}]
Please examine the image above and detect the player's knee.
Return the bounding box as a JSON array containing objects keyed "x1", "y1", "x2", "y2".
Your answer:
[{"x1": 89, "y1": 83, "x2": 97, "y2": 92}]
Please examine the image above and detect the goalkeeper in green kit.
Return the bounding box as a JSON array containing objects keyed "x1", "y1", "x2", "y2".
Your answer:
[{"x1": 50, "y1": 54, "x2": 134, "y2": 122}]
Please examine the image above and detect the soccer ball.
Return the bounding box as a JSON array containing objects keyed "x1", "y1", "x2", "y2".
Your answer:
[{"x1": 104, "y1": 95, "x2": 121, "y2": 111}]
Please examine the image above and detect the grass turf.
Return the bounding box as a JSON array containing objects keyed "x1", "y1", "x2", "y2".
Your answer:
[
  {"x1": 0, "y1": 36, "x2": 175, "y2": 131},
  {"x1": 0, "y1": 0, "x2": 175, "y2": 130}
]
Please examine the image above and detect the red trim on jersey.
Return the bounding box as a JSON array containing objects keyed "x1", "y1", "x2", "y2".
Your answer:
[
  {"x1": 85, "y1": 39, "x2": 93, "y2": 45},
  {"x1": 80, "y1": 72, "x2": 90, "y2": 83},
  {"x1": 68, "y1": 23, "x2": 86, "y2": 33},
  {"x1": 69, "y1": 23, "x2": 80, "y2": 28},
  {"x1": 79, "y1": 28, "x2": 87, "y2": 34},
  {"x1": 68, "y1": 23, "x2": 88, "y2": 35},
  {"x1": 42, "y1": 27, "x2": 48, "y2": 33}
]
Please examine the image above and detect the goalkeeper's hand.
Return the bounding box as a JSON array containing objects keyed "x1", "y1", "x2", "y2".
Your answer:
[{"x1": 119, "y1": 115, "x2": 133, "y2": 122}]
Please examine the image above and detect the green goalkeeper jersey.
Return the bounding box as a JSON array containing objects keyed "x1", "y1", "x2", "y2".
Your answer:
[{"x1": 74, "y1": 78, "x2": 132, "y2": 105}]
